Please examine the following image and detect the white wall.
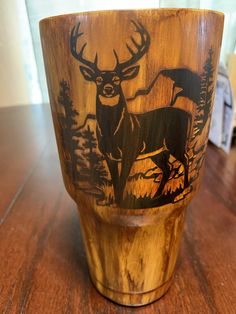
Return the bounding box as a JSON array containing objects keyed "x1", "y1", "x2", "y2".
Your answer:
[{"x1": 0, "y1": 0, "x2": 30, "y2": 107}]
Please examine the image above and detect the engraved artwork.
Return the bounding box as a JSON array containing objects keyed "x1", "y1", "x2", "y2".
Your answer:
[{"x1": 56, "y1": 21, "x2": 215, "y2": 209}]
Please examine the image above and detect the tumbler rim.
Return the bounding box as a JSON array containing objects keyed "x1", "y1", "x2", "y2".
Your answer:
[{"x1": 40, "y1": 8, "x2": 224, "y2": 25}]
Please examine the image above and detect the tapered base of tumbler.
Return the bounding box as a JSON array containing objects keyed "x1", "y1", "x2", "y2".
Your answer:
[
  {"x1": 78, "y1": 204, "x2": 187, "y2": 307},
  {"x1": 91, "y1": 274, "x2": 172, "y2": 306}
]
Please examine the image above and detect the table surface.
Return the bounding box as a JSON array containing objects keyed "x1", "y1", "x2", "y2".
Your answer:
[{"x1": 0, "y1": 105, "x2": 235, "y2": 314}]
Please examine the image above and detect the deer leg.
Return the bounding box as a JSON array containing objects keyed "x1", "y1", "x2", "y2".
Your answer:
[
  {"x1": 152, "y1": 151, "x2": 171, "y2": 197},
  {"x1": 118, "y1": 160, "x2": 134, "y2": 204},
  {"x1": 118, "y1": 149, "x2": 138, "y2": 204},
  {"x1": 105, "y1": 158, "x2": 120, "y2": 203}
]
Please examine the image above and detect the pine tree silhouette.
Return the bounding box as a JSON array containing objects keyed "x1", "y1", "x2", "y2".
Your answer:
[
  {"x1": 193, "y1": 48, "x2": 214, "y2": 138},
  {"x1": 57, "y1": 79, "x2": 108, "y2": 200},
  {"x1": 57, "y1": 80, "x2": 80, "y2": 182},
  {"x1": 78, "y1": 125, "x2": 108, "y2": 189}
]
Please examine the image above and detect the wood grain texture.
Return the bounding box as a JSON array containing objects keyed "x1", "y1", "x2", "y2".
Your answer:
[
  {"x1": 0, "y1": 106, "x2": 235, "y2": 313},
  {"x1": 39, "y1": 9, "x2": 224, "y2": 305}
]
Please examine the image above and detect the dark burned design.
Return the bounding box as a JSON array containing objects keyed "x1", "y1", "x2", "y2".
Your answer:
[
  {"x1": 57, "y1": 20, "x2": 215, "y2": 209},
  {"x1": 127, "y1": 68, "x2": 201, "y2": 106}
]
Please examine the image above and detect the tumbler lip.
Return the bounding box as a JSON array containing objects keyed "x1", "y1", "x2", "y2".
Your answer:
[{"x1": 40, "y1": 8, "x2": 224, "y2": 25}]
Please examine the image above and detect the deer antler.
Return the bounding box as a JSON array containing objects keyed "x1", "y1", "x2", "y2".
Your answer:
[
  {"x1": 70, "y1": 22, "x2": 98, "y2": 70},
  {"x1": 113, "y1": 20, "x2": 150, "y2": 71}
]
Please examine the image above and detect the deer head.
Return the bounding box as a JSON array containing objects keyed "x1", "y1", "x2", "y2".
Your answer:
[{"x1": 70, "y1": 20, "x2": 150, "y2": 100}]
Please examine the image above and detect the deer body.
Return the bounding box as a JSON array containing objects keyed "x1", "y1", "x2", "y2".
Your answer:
[
  {"x1": 96, "y1": 96, "x2": 191, "y2": 202},
  {"x1": 70, "y1": 21, "x2": 191, "y2": 204}
]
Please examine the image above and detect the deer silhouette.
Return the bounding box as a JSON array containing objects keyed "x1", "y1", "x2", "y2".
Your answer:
[{"x1": 70, "y1": 21, "x2": 192, "y2": 205}]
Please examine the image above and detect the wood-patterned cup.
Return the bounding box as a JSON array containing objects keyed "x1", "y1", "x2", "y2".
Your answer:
[{"x1": 40, "y1": 9, "x2": 224, "y2": 306}]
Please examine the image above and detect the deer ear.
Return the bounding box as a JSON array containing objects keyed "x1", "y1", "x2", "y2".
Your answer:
[
  {"x1": 80, "y1": 66, "x2": 96, "y2": 81},
  {"x1": 121, "y1": 65, "x2": 140, "y2": 80}
]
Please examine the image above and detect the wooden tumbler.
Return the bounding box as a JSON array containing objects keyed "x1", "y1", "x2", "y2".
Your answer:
[{"x1": 40, "y1": 9, "x2": 224, "y2": 306}]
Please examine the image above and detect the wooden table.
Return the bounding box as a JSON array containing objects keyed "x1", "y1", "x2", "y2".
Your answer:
[{"x1": 0, "y1": 105, "x2": 235, "y2": 314}]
